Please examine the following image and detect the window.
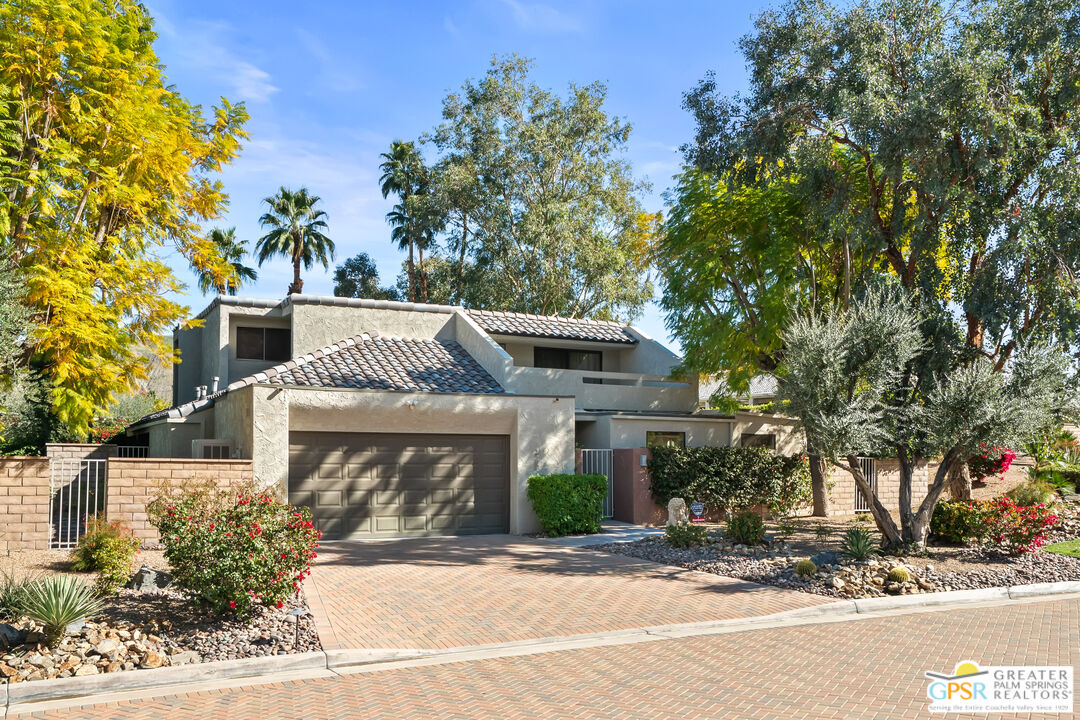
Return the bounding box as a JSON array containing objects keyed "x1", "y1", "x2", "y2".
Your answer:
[
  {"x1": 646, "y1": 431, "x2": 686, "y2": 449},
  {"x1": 740, "y1": 433, "x2": 776, "y2": 450},
  {"x1": 533, "y1": 346, "x2": 602, "y2": 371},
  {"x1": 236, "y1": 327, "x2": 291, "y2": 361}
]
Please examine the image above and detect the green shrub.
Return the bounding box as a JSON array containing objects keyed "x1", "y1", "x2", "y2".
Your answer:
[
  {"x1": 814, "y1": 524, "x2": 833, "y2": 544},
  {"x1": 526, "y1": 474, "x2": 607, "y2": 537},
  {"x1": 841, "y1": 526, "x2": 876, "y2": 560},
  {"x1": 665, "y1": 521, "x2": 708, "y2": 548},
  {"x1": 795, "y1": 559, "x2": 817, "y2": 577},
  {"x1": 148, "y1": 481, "x2": 321, "y2": 617},
  {"x1": 887, "y1": 567, "x2": 910, "y2": 583},
  {"x1": 726, "y1": 508, "x2": 766, "y2": 545},
  {"x1": 19, "y1": 575, "x2": 103, "y2": 647},
  {"x1": 71, "y1": 517, "x2": 141, "y2": 594},
  {"x1": 1005, "y1": 480, "x2": 1057, "y2": 507},
  {"x1": 648, "y1": 446, "x2": 810, "y2": 516},
  {"x1": 930, "y1": 500, "x2": 983, "y2": 543},
  {"x1": 0, "y1": 569, "x2": 32, "y2": 623}
]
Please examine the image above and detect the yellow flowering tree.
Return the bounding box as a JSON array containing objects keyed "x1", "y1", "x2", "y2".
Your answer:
[{"x1": 0, "y1": 0, "x2": 248, "y2": 434}]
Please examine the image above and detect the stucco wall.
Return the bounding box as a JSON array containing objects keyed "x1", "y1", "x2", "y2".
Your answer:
[
  {"x1": 147, "y1": 417, "x2": 210, "y2": 459},
  {"x1": 732, "y1": 413, "x2": 804, "y2": 454},
  {"x1": 214, "y1": 385, "x2": 255, "y2": 460},
  {"x1": 289, "y1": 303, "x2": 455, "y2": 353},
  {"x1": 445, "y1": 312, "x2": 514, "y2": 386},
  {"x1": 619, "y1": 327, "x2": 683, "y2": 376},
  {"x1": 278, "y1": 387, "x2": 575, "y2": 533},
  {"x1": 580, "y1": 415, "x2": 734, "y2": 450}
]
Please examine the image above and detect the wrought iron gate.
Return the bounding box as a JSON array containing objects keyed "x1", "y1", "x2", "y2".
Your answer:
[
  {"x1": 49, "y1": 458, "x2": 107, "y2": 549},
  {"x1": 580, "y1": 449, "x2": 614, "y2": 519},
  {"x1": 855, "y1": 457, "x2": 877, "y2": 512}
]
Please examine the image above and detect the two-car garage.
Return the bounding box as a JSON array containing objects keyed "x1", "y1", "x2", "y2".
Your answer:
[{"x1": 288, "y1": 431, "x2": 511, "y2": 540}]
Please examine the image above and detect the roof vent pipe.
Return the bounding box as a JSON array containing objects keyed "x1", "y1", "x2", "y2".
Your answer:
[
  {"x1": 200, "y1": 385, "x2": 208, "y2": 399},
  {"x1": 212, "y1": 376, "x2": 219, "y2": 393},
  {"x1": 194, "y1": 385, "x2": 202, "y2": 400}
]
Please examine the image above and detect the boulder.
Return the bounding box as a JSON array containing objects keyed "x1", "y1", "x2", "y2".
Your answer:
[
  {"x1": 810, "y1": 551, "x2": 839, "y2": 567},
  {"x1": 0, "y1": 623, "x2": 25, "y2": 649},
  {"x1": 168, "y1": 650, "x2": 200, "y2": 666},
  {"x1": 128, "y1": 566, "x2": 173, "y2": 592},
  {"x1": 666, "y1": 498, "x2": 689, "y2": 526},
  {"x1": 140, "y1": 651, "x2": 165, "y2": 669},
  {"x1": 93, "y1": 638, "x2": 119, "y2": 655}
]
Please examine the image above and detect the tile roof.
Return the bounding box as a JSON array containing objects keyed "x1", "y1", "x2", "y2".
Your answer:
[
  {"x1": 467, "y1": 309, "x2": 637, "y2": 344},
  {"x1": 129, "y1": 332, "x2": 502, "y2": 427},
  {"x1": 265, "y1": 335, "x2": 503, "y2": 394}
]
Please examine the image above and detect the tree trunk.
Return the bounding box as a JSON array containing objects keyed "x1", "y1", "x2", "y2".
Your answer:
[
  {"x1": 417, "y1": 243, "x2": 428, "y2": 303},
  {"x1": 288, "y1": 255, "x2": 303, "y2": 295},
  {"x1": 843, "y1": 454, "x2": 903, "y2": 547},
  {"x1": 808, "y1": 453, "x2": 830, "y2": 517},
  {"x1": 455, "y1": 210, "x2": 468, "y2": 304},
  {"x1": 407, "y1": 240, "x2": 416, "y2": 302},
  {"x1": 946, "y1": 453, "x2": 972, "y2": 501},
  {"x1": 909, "y1": 448, "x2": 960, "y2": 547}
]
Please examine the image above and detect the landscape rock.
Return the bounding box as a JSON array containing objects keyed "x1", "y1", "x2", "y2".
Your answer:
[
  {"x1": 666, "y1": 498, "x2": 688, "y2": 526},
  {"x1": 0, "y1": 623, "x2": 25, "y2": 648},
  {"x1": 128, "y1": 565, "x2": 174, "y2": 592},
  {"x1": 139, "y1": 652, "x2": 165, "y2": 669},
  {"x1": 810, "y1": 551, "x2": 840, "y2": 567}
]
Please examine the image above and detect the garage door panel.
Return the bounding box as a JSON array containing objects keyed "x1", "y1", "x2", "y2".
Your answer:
[{"x1": 289, "y1": 432, "x2": 509, "y2": 540}]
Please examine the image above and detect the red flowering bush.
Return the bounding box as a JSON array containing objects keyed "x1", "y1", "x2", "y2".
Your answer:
[
  {"x1": 967, "y1": 443, "x2": 1017, "y2": 481},
  {"x1": 931, "y1": 498, "x2": 1058, "y2": 554},
  {"x1": 148, "y1": 481, "x2": 320, "y2": 617},
  {"x1": 982, "y1": 497, "x2": 1058, "y2": 554}
]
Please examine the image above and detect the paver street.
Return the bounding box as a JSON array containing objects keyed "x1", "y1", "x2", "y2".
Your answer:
[{"x1": 25, "y1": 597, "x2": 1077, "y2": 720}]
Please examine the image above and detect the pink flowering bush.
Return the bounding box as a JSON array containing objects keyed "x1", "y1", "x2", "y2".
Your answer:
[
  {"x1": 967, "y1": 443, "x2": 1017, "y2": 481},
  {"x1": 148, "y1": 481, "x2": 320, "y2": 617}
]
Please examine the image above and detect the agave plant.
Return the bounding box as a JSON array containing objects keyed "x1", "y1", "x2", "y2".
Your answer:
[
  {"x1": 19, "y1": 575, "x2": 103, "y2": 646},
  {"x1": 841, "y1": 526, "x2": 877, "y2": 561}
]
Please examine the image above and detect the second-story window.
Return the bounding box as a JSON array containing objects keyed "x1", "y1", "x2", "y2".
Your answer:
[
  {"x1": 534, "y1": 346, "x2": 602, "y2": 371},
  {"x1": 236, "y1": 327, "x2": 291, "y2": 362}
]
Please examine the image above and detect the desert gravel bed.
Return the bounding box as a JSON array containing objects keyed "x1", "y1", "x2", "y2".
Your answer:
[
  {"x1": 594, "y1": 516, "x2": 1080, "y2": 600},
  {"x1": 0, "y1": 584, "x2": 320, "y2": 684}
]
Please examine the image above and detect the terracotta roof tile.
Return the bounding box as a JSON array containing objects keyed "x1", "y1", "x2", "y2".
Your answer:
[{"x1": 467, "y1": 309, "x2": 636, "y2": 344}]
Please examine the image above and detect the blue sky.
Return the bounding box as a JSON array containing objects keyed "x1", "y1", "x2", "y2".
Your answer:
[{"x1": 147, "y1": 0, "x2": 770, "y2": 351}]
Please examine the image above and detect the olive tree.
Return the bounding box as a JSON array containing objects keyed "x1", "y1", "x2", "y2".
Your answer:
[{"x1": 777, "y1": 286, "x2": 1070, "y2": 548}]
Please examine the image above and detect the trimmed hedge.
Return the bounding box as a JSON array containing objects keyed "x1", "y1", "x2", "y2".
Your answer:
[
  {"x1": 648, "y1": 445, "x2": 810, "y2": 516},
  {"x1": 527, "y1": 473, "x2": 607, "y2": 537}
]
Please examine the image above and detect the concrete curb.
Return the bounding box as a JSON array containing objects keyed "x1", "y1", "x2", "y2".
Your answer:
[
  {"x1": 5, "y1": 652, "x2": 326, "y2": 705},
  {"x1": 3, "y1": 580, "x2": 1078, "y2": 715}
]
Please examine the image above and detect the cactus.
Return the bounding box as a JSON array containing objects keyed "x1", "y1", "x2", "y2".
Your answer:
[
  {"x1": 887, "y1": 567, "x2": 910, "y2": 583},
  {"x1": 795, "y1": 559, "x2": 818, "y2": 577}
]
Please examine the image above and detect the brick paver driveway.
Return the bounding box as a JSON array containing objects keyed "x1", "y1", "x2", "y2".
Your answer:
[
  {"x1": 37, "y1": 598, "x2": 1078, "y2": 719},
  {"x1": 304, "y1": 535, "x2": 830, "y2": 649}
]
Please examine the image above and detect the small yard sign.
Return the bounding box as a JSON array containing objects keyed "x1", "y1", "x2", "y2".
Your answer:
[{"x1": 689, "y1": 501, "x2": 705, "y2": 523}]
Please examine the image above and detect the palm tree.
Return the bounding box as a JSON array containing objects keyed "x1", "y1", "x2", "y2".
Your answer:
[
  {"x1": 255, "y1": 187, "x2": 335, "y2": 295},
  {"x1": 378, "y1": 141, "x2": 424, "y2": 301},
  {"x1": 195, "y1": 227, "x2": 258, "y2": 296}
]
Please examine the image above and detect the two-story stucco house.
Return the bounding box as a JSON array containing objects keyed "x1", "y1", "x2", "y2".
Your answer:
[{"x1": 126, "y1": 295, "x2": 738, "y2": 539}]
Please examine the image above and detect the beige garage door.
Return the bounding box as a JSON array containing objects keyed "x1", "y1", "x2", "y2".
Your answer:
[{"x1": 288, "y1": 432, "x2": 510, "y2": 540}]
